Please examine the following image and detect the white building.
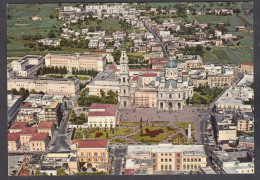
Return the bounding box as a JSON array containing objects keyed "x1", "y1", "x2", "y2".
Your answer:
[
  {"x1": 87, "y1": 103, "x2": 119, "y2": 129},
  {"x1": 11, "y1": 55, "x2": 44, "y2": 77}
]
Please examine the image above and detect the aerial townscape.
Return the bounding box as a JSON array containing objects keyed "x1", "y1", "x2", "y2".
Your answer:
[{"x1": 7, "y1": 2, "x2": 254, "y2": 176}]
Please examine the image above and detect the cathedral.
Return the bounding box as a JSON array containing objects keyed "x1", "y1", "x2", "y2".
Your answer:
[{"x1": 119, "y1": 51, "x2": 194, "y2": 110}]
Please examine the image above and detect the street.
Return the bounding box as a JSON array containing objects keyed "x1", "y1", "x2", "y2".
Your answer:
[{"x1": 50, "y1": 101, "x2": 73, "y2": 153}]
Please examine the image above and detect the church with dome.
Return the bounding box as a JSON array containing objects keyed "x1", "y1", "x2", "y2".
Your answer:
[{"x1": 118, "y1": 52, "x2": 194, "y2": 110}]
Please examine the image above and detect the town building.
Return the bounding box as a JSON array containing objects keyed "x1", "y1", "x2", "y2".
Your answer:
[
  {"x1": 44, "y1": 101, "x2": 62, "y2": 125},
  {"x1": 44, "y1": 53, "x2": 106, "y2": 72},
  {"x1": 212, "y1": 149, "x2": 254, "y2": 174},
  {"x1": 238, "y1": 62, "x2": 254, "y2": 74},
  {"x1": 37, "y1": 121, "x2": 55, "y2": 137},
  {"x1": 20, "y1": 127, "x2": 38, "y2": 146},
  {"x1": 87, "y1": 103, "x2": 119, "y2": 129},
  {"x1": 7, "y1": 94, "x2": 23, "y2": 126},
  {"x1": 10, "y1": 55, "x2": 44, "y2": 77},
  {"x1": 70, "y1": 139, "x2": 109, "y2": 173},
  {"x1": 127, "y1": 144, "x2": 207, "y2": 172},
  {"x1": 9, "y1": 122, "x2": 29, "y2": 133},
  {"x1": 8, "y1": 133, "x2": 21, "y2": 152},
  {"x1": 29, "y1": 133, "x2": 50, "y2": 152},
  {"x1": 8, "y1": 77, "x2": 80, "y2": 97},
  {"x1": 238, "y1": 136, "x2": 254, "y2": 149},
  {"x1": 124, "y1": 159, "x2": 153, "y2": 175}
]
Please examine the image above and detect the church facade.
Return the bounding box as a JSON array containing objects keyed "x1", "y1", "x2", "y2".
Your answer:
[{"x1": 118, "y1": 52, "x2": 194, "y2": 110}]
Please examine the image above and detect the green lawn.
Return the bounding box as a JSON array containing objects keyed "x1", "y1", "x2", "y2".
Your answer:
[
  {"x1": 100, "y1": 19, "x2": 122, "y2": 31},
  {"x1": 150, "y1": 121, "x2": 169, "y2": 125},
  {"x1": 73, "y1": 128, "x2": 134, "y2": 140},
  {"x1": 173, "y1": 122, "x2": 194, "y2": 131},
  {"x1": 111, "y1": 138, "x2": 130, "y2": 144},
  {"x1": 130, "y1": 125, "x2": 177, "y2": 144},
  {"x1": 169, "y1": 133, "x2": 195, "y2": 144},
  {"x1": 120, "y1": 122, "x2": 139, "y2": 127}
]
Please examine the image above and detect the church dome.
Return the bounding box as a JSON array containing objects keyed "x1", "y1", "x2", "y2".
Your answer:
[
  {"x1": 188, "y1": 81, "x2": 193, "y2": 86},
  {"x1": 166, "y1": 60, "x2": 177, "y2": 68}
]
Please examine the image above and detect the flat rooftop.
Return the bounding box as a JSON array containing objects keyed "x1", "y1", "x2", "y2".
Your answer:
[{"x1": 127, "y1": 144, "x2": 205, "y2": 156}]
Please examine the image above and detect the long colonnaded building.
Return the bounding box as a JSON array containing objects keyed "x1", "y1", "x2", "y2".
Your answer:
[
  {"x1": 44, "y1": 53, "x2": 106, "y2": 71},
  {"x1": 8, "y1": 77, "x2": 80, "y2": 97}
]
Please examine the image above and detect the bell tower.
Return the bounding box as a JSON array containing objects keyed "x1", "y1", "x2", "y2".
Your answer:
[{"x1": 119, "y1": 51, "x2": 131, "y2": 109}]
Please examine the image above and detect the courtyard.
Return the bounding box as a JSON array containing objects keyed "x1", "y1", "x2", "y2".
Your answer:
[{"x1": 72, "y1": 107, "x2": 202, "y2": 145}]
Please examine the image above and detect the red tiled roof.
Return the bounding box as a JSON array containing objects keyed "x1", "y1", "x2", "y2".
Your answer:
[
  {"x1": 30, "y1": 133, "x2": 48, "y2": 141},
  {"x1": 150, "y1": 57, "x2": 168, "y2": 61},
  {"x1": 132, "y1": 76, "x2": 139, "y2": 81},
  {"x1": 125, "y1": 169, "x2": 135, "y2": 175},
  {"x1": 116, "y1": 69, "x2": 161, "y2": 72},
  {"x1": 182, "y1": 72, "x2": 189, "y2": 75},
  {"x1": 10, "y1": 122, "x2": 29, "y2": 130},
  {"x1": 20, "y1": 127, "x2": 37, "y2": 135},
  {"x1": 130, "y1": 69, "x2": 161, "y2": 72},
  {"x1": 242, "y1": 62, "x2": 253, "y2": 66},
  {"x1": 88, "y1": 103, "x2": 117, "y2": 116},
  {"x1": 23, "y1": 102, "x2": 31, "y2": 108},
  {"x1": 8, "y1": 133, "x2": 20, "y2": 141},
  {"x1": 142, "y1": 73, "x2": 157, "y2": 77},
  {"x1": 38, "y1": 121, "x2": 54, "y2": 129},
  {"x1": 151, "y1": 61, "x2": 167, "y2": 65},
  {"x1": 72, "y1": 139, "x2": 109, "y2": 148},
  {"x1": 107, "y1": 64, "x2": 117, "y2": 70}
]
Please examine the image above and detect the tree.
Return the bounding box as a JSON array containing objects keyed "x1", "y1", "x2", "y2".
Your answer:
[
  {"x1": 30, "y1": 89, "x2": 37, "y2": 94},
  {"x1": 100, "y1": 89, "x2": 106, "y2": 98},
  {"x1": 57, "y1": 168, "x2": 66, "y2": 175},
  {"x1": 70, "y1": 110, "x2": 77, "y2": 123},
  {"x1": 79, "y1": 113, "x2": 85, "y2": 120},
  {"x1": 48, "y1": 30, "x2": 56, "y2": 38},
  {"x1": 35, "y1": 170, "x2": 41, "y2": 176},
  {"x1": 88, "y1": 26, "x2": 95, "y2": 32}
]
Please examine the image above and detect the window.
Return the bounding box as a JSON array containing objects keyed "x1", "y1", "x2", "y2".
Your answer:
[
  {"x1": 165, "y1": 159, "x2": 168, "y2": 162},
  {"x1": 194, "y1": 158, "x2": 197, "y2": 162},
  {"x1": 183, "y1": 158, "x2": 186, "y2": 162},
  {"x1": 169, "y1": 165, "x2": 172, "y2": 170},
  {"x1": 187, "y1": 158, "x2": 190, "y2": 162},
  {"x1": 124, "y1": 101, "x2": 127, "y2": 107},
  {"x1": 161, "y1": 165, "x2": 164, "y2": 170},
  {"x1": 124, "y1": 90, "x2": 126, "y2": 94},
  {"x1": 165, "y1": 165, "x2": 168, "y2": 170},
  {"x1": 169, "y1": 158, "x2": 172, "y2": 162},
  {"x1": 161, "y1": 159, "x2": 164, "y2": 162},
  {"x1": 161, "y1": 153, "x2": 164, "y2": 156},
  {"x1": 191, "y1": 158, "x2": 193, "y2": 162},
  {"x1": 183, "y1": 165, "x2": 186, "y2": 170},
  {"x1": 165, "y1": 153, "x2": 167, "y2": 156},
  {"x1": 194, "y1": 165, "x2": 197, "y2": 169},
  {"x1": 198, "y1": 158, "x2": 201, "y2": 162}
]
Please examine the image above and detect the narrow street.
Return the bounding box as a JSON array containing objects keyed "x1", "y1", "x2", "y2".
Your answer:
[
  {"x1": 50, "y1": 101, "x2": 73, "y2": 153},
  {"x1": 142, "y1": 21, "x2": 169, "y2": 59}
]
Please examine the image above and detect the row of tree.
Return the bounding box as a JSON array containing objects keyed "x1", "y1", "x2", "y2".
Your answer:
[
  {"x1": 8, "y1": 88, "x2": 44, "y2": 100},
  {"x1": 70, "y1": 110, "x2": 88, "y2": 125},
  {"x1": 36, "y1": 66, "x2": 68, "y2": 76},
  {"x1": 77, "y1": 89, "x2": 118, "y2": 107}
]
